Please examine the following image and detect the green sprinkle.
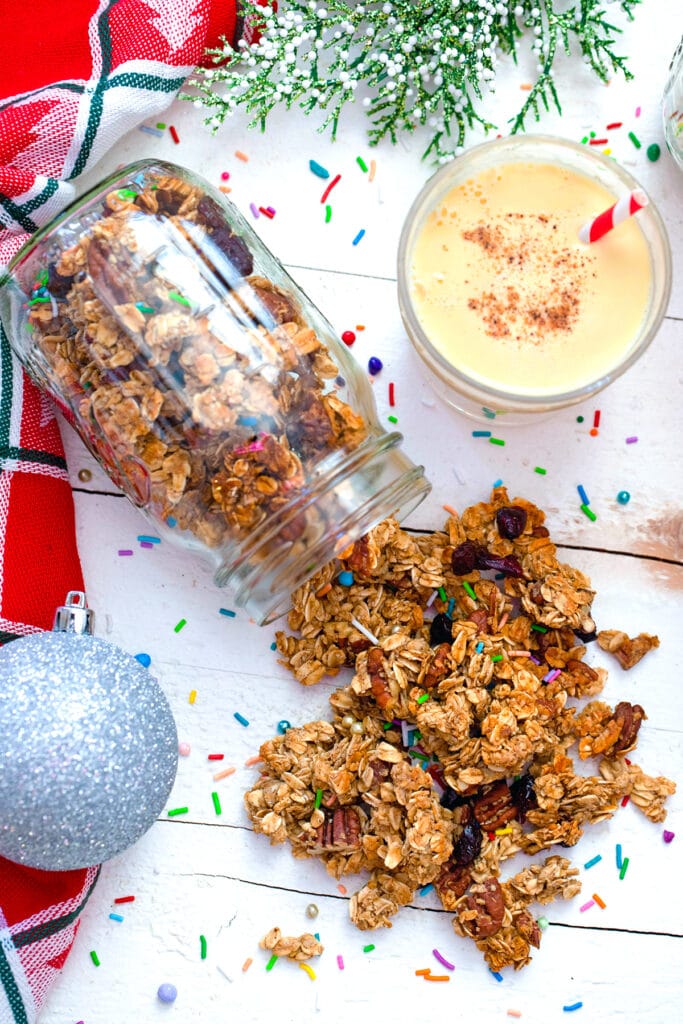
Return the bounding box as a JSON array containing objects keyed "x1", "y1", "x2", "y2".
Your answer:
[
  {"x1": 589, "y1": 131, "x2": 596, "y2": 138},
  {"x1": 266, "y1": 954, "x2": 278, "y2": 971},
  {"x1": 168, "y1": 290, "x2": 191, "y2": 307},
  {"x1": 581, "y1": 503, "x2": 597, "y2": 522},
  {"x1": 363, "y1": 944, "x2": 375, "y2": 953},
  {"x1": 576, "y1": 415, "x2": 584, "y2": 423},
  {"x1": 200, "y1": 934, "x2": 208, "y2": 959},
  {"x1": 628, "y1": 131, "x2": 642, "y2": 149},
  {"x1": 646, "y1": 142, "x2": 661, "y2": 162},
  {"x1": 531, "y1": 624, "x2": 547, "y2": 633},
  {"x1": 325, "y1": 204, "x2": 332, "y2": 223},
  {"x1": 387, "y1": 414, "x2": 398, "y2": 424},
  {"x1": 619, "y1": 856, "x2": 630, "y2": 880},
  {"x1": 174, "y1": 618, "x2": 187, "y2": 633},
  {"x1": 416, "y1": 694, "x2": 430, "y2": 705},
  {"x1": 580, "y1": 136, "x2": 589, "y2": 145},
  {"x1": 489, "y1": 437, "x2": 505, "y2": 446},
  {"x1": 534, "y1": 467, "x2": 547, "y2": 475},
  {"x1": 537, "y1": 916, "x2": 549, "y2": 930},
  {"x1": 167, "y1": 806, "x2": 189, "y2": 817},
  {"x1": 156, "y1": 122, "x2": 167, "y2": 130},
  {"x1": 462, "y1": 581, "x2": 477, "y2": 602},
  {"x1": 212, "y1": 791, "x2": 222, "y2": 816},
  {"x1": 36, "y1": 269, "x2": 49, "y2": 286},
  {"x1": 135, "y1": 302, "x2": 155, "y2": 314},
  {"x1": 315, "y1": 788, "x2": 323, "y2": 809},
  {"x1": 383, "y1": 721, "x2": 393, "y2": 730},
  {"x1": 356, "y1": 156, "x2": 369, "y2": 172},
  {"x1": 29, "y1": 296, "x2": 50, "y2": 304},
  {"x1": 409, "y1": 748, "x2": 429, "y2": 759},
  {"x1": 117, "y1": 188, "x2": 137, "y2": 200},
  {"x1": 490, "y1": 654, "x2": 503, "y2": 662},
  {"x1": 438, "y1": 586, "x2": 447, "y2": 601},
  {"x1": 90, "y1": 950, "x2": 101, "y2": 967}
]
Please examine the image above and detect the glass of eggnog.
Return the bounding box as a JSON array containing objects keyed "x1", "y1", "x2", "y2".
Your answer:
[{"x1": 397, "y1": 135, "x2": 671, "y2": 421}]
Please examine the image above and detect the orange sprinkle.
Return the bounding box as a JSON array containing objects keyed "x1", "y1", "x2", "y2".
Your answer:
[
  {"x1": 337, "y1": 884, "x2": 348, "y2": 895},
  {"x1": 589, "y1": 428, "x2": 599, "y2": 437},
  {"x1": 355, "y1": 324, "x2": 366, "y2": 331},
  {"x1": 368, "y1": 159, "x2": 377, "y2": 183},
  {"x1": 235, "y1": 150, "x2": 249, "y2": 161},
  {"x1": 510, "y1": 650, "x2": 531, "y2": 658},
  {"x1": 593, "y1": 892, "x2": 606, "y2": 909},
  {"x1": 507, "y1": 1012, "x2": 522, "y2": 1019},
  {"x1": 316, "y1": 582, "x2": 333, "y2": 598},
  {"x1": 424, "y1": 974, "x2": 450, "y2": 982},
  {"x1": 219, "y1": 185, "x2": 232, "y2": 193},
  {"x1": 415, "y1": 969, "x2": 431, "y2": 976},
  {"x1": 497, "y1": 612, "x2": 509, "y2": 630},
  {"x1": 520, "y1": 83, "x2": 533, "y2": 91},
  {"x1": 242, "y1": 957, "x2": 253, "y2": 972},
  {"x1": 244, "y1": 755, "x2": 262, "y2": 766},
  {"x1": 213, "y1": 766, "x2": 236, "y2": 781},
  {"x1": 442, "y1": 503, "x2": 458, "y2": 517}
]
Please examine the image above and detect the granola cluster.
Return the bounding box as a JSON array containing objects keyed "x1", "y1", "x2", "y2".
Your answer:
[
  {"x1": 245, "y1": 488, "x2": 675, "y2": 971},
  {"x1": 25, "y1": 168, "x2": 367, "y2": 554}
]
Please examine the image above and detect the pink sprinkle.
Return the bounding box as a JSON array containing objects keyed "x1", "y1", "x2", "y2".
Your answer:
[
  {"x1": 625, "y1": 436, "x2": 638, "y2": 444},
  {"x1": 580, "y1": 899, "x2": 595, "y2": 912},
  {"x1": 432, "y1": 948, "x2": 455, "y2": 971},
  {"x1": 337, "y1": 955, "x2": 345, "y2": 970},
  {"x1": 266, "y1": 206, "x2": 276, "y2": 216},
  {"x1": 178, "y1": 741, "x2": 191, "y2": 756},
  {"x1": 635, "y1": 106, "x2": 641, "y2": 118},
  {"x1": 249, "y1": 202, "x2": 260, "y2": 218},
  {"x1": 543, "y1": 668, "x2": 562, "y2": 683},
  {"x1": 337, "y1": 884, "x2": 347, "y2": 895},
  {"x1": 663, "y1": 830, "x2": 675, "y2": 843},
  {"x1": 118, "y1": 549, "x2": 134, "y2": 556},
  {"x1": 221, "y1": 171, "x2": 230, "y2": 181}
]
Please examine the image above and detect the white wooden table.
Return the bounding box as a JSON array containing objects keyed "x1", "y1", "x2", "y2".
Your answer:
[{"x1": 43, "y1": 10, "x2": 682, "y2": 1023}]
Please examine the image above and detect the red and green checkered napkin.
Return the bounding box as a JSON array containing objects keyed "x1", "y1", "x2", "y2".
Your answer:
[{"x1": 0, "y1": 2, "x2": 240, "y2": 1020}]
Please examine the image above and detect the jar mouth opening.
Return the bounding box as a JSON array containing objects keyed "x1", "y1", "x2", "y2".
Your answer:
[{"x1": 396, "y1": 134, "x2": 673, "y2": 413}]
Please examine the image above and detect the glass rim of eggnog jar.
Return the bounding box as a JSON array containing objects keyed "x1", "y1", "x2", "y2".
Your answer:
[{"x1": 397, "y1": 135, "x2": 672, "y2": 423}]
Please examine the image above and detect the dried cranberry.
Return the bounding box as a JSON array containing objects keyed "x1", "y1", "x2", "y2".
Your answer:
[
  {"x1": 440, "y1": 787, "x2": 467, "y2": 811},
  {"x1": 475, "y1": 546, "x2": 524, "y2": 578},
  {"x1": 496, "y1": 505, "x2": 528, "y2": 539},
  {"x1": 451, "y1": 540, "x2": 478, "y2": 575},
  {"x1": 46, "y1": 262, "x2": 74, "y2": 298},
  {"x1": 510, "y1": 773, "x2": 537, "y2": 823},
  {"x1": 452, "y1": 818, "x2": 483, "y2": 865},
  {"x1": 429, "y1": 612, "x2": 453, "y2": 646},
  {"x1": 196, "y1": 195, "x2": 225, "y2": 230},
  {"x1": 574, "y1": 627, "x2": 597, "y2": 644},
  {"x1": 210, "y1": 228, "x2": 254, "y2": 276}
]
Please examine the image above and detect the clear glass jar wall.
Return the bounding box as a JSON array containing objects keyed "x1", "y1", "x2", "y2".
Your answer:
[
  {"x1": 1, "y1": 161, "x2": 430, "y2": 622},
  {"x1": 663, "y1": 38, "x2": 683, "y2": 170}
]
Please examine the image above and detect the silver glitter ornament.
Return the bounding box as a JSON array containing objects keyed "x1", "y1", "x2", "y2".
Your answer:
[{"x1": 0, "y1": 592, "x2": 178, "y2": 870}]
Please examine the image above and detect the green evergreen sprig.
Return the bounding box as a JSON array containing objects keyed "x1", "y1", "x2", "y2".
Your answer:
[{"x1": 185, "y1": 0, "x2": 640, "y2": 162}]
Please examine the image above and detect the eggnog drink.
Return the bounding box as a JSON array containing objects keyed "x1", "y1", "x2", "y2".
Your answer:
[{"x1": 408, "y1": 161, "x2": 652, "y2": 397}]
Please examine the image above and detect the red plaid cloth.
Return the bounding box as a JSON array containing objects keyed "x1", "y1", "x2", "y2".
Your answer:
[{"x1": 0, "y1": 3, "x2": 240, "y2": 1021}]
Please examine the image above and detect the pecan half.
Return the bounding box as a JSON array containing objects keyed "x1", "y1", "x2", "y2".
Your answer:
[
  {"x1": 613, "y1": 701, "x2": 646, "y2": 752},
  {"x1": 472, "y1": 781, "x2": 517, "y2": 830},
  {"x1": 457, "y1": 877, "x2": 505, "y2": 938},
  {"x1": 434, "y1": 862, "x2": 473, "y2": 911},
  {"x1": 513, "y1": 910, "x2": 541, "y2": 949},
  {"x1": 421, "y1": 642, "x2": 452, "y2": 691},
  {"x1": 310, "y1": 806, "x2": 363, "y2": 853}
]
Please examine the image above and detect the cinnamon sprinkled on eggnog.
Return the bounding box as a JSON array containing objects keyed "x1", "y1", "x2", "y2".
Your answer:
[{"x1": 408, "y1": 162, "x2": 651, "y2": 397}]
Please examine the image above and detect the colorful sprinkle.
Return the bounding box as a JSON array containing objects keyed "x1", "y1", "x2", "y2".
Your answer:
[
  {"x1": 320, "y1": 174, "x2": 341, "y2": 203},
  {"x1": 175, "y1": 618, "x2": 187, "y2": 633},
  {"x1": 242, "y1": 958, "x2": 253, "y2": 972},
  {"x1": 472, "y1": 430, "x2": 491, "y2": 437},
  {"x1": 462, "y1": 581, "x2": 478, "y2": 602},
  {"x1": 584, "y1": 855, "x2": 602, "y2": 869},
  {"x1": 537, "y1": 916, "x2": 549, "y2": 930},
  {"x1": 490, "y1": 970, "x2": 504, "y2": 982},
  {"x1": 534, "y1": 466, "x2": 547, "y2": 475},
  {"x1": 663, "y1": 830, "x2": 675, "y2": 843},
  {"x1": 387, "y1": 414, "x2": 398, "y2": 424},
  {"x1": 277, "y1": 720, "x2": 292, "y2": 734},
  {"x1": 491, "y1": 654, "x2": 503, "y2": 663},
  {"x1": 621, "y1": 794, "x2": 630, "y2": 807},
  {"x1": 138, "y1": 124, "x2": 164, "y2": 137},
  {"x1": 309, "y1": 159, "x2": 330, "y2": 178},
  {"x1": 249, "y1": 202, "x2": 260, "y2": 218},
  {"x1": 118, "y1": 549, "x2": 134, "y2": 556},
  {"x1": 235, "y1": 150, "x2": 249, "y2": 162},
  {"x1": 200, "y1": 934, "x2": 208, "y2": 959},
  {"x1": 167, "y1": 807, "x2": 189, "y2": 817},
  {"x1": 389, "y1": 382, "x2": 395, "y2": 406},
  {"x1": 368, "y1": 356, "x2": 383, "y2": 375},
  {"x1": 577, "y1": 485, "x2": 590, "y2": 506},
  {"x1": 416, "y1": 693, "x2": 430, "y2": 704},
  {"x1": 579, "y1": 900, "x2": 595, "y2": 912},
  {"x1": 325, "y1": 204, "x2": 332, "y2": 222},
  {"x1": 419, "y1": 883, "x2": 434, "y2": 896},
  {"x1": 109, "y1": 913, "x2": 124, "y2": 922},
  {"x1": 489, "y1": 437, "x2": 505, "y2": 446},
  {"x1": 337, "y1": 955, "x2": 345, "y2": 970},
  {"x1": 352, "y1": 228, "x2": 366, "y2": 245},
  {"x1": 580, "y1": 504, "x2": 597, "y2": 522},
  {"x1": 619, "y1": 857, "x2": 630, "y2": 880},
  {"x1": 625, "y1": 436, "x2": 638, "y2": 444},
  {"x1": 219, "y1": 608, "x2": 237, "y2": 618},
  {"x1": 337, "y1": 884, "x2": 348, "y2": 895},
  {"x1": 507, "y1": 1012, "x2": 522, "y2": 1019},
  {"x1": 188, "y1": 689, "x2": 197, "y2": 704},
  {"x1": 299, "y1": 962, "x2": 316, "y2": 980},
  {"x1": 234, "y1": 712, "x2": 250, "y2": 727},
  {"x1": 589, "y1": 138, "x2": 608, "y2": 145},
  {"x1": 563, "y1": 1003, "x2": 583, "y2": 1012},
  {"x1": 616, "y1": 843, "x2": 623, "y2": 868},
  {"x1": 424, "y1": 975, "x2": 450, "y2": 982},
  {"x1": 356, "y1": 156, "x2": 369, "y2": 172},
  {"x1": 114, "y1": 896, "x2": 135, "y2": 904},
  {"x1": 646, "y1": 143, "x2": 661, "y2": 162},
  {"x1": 211, "y1": 792, "x2": 222, "y2": 816},
  {"x1": 628, "y1": 131, "x2": 642, "y2": 149},
  {"x1": 592, "y1": 892, "x2": 606, "y2": 909},
  {"x1": 543, "y1": 668, "x2": 561, "y2": 683},
  {"x1": 606, "y1": 122, "x2": 623, "y2": 130},
  {"x1": 265, "y1": 954, "x2": 278, "y2": 971},
  {"x1": 213, "y1": 767, "x2": 236, "y2": 781},
  {"x1": 350, "y1": 617, "x2": 380, "y2": 645},
  {"x1": 208, "y1": 754, "x2": 224, "y2": 761},
  {"x1": 341, "y1": 330, "x2": 356, "y2": 345},
  {"x1": 338, "y1": 570, "x2": 354, "y2": 586},
  {"x1": 314, "y1": 788, "x2": 323, "y2": 809},
  {"x1": 363, "y1": 944, "x2": 375, "y2": 953},
  {"x1": 169, "y1": 125, "x2": 180, "y2": 144},
  {"x1": 135, "y1": 653, "x2": 151, "y2": 668},
  {"x1": 244, "y1": 755, "x2": 262, "y2": 766}
]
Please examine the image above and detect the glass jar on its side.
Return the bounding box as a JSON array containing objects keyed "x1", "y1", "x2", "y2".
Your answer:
[
  {"x1": 663, "y1": 37, "x2": 683, "y2": 170},
  {"x1": 1, "y1": 160, "x2": 430, "y2": 623}
]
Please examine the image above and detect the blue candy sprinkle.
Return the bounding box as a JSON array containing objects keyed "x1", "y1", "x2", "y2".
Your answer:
[
  {"x1": 137, "y1": 534, "x2": 160, "y2": 544},
  {"x1": 166, "y1": 516, "x2": 177, "y2": 528},
  {"x1": 277, "y1": 720, "x2": 292, "y2": 734},
  {"x1": 492, "y1": 479, "x2": 503, "y2": 488},
  {"x1": 577, "y1": 484, "x2": 590, "y2": 506},
  {"x1": 135, "y1": 653, "x2": 151, "y2": 668},
  {"x1": 109, "y1": 913, "x2": 124, "y2": 922},
  {"x1": 338, "y1": 570, "x2": 354, "y2": 586},
  {"x1": 309, "y1": 159, "x2": 330, "y2": 179},
  {"x1": 368, "y1": 356, "x2": 383, "y2": 375},
  {"x1": 219, "y1": 608, "x2": 237, "y2": 617},
  {"x1": 617, "y1": 490, "x2": 631, "y2": 505},
  {"x1": 352, "y1": 228, "x2": 366, "y2": 246},
  {"x1": 476, "y1": 641, "x2": 485, "y2": 653},
  {"x1": 157, "y1": 983, "x2": 178, "y2": 1004},
  {"x1": 563, "y1": 1003, "x2": 583, "y2": 1013},
  {"x1": 234, "y1": 712, "x2": 250, "y2": 727},
  {"x1": 419, "y1": 883, "x2": 434, "y2": 896},
  {"x1": 490, "y1": 970, "x2": 504, "y2": 982}
]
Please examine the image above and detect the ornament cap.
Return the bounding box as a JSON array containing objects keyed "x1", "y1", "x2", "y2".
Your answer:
[{"x1": 52, "y1": 591, "x2": 95, "y2": 635}]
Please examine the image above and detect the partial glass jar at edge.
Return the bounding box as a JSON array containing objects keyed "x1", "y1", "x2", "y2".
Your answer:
[{"x1": 1, "y1": 160, "x2": 430, "y2": 623}]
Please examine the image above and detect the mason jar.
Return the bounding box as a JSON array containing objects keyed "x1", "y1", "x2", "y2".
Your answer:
[
  {"x1": 0, "y1": 160, "x2": 430, "y2": 623},
  {"x1": 663, "y1": 37, "x2": 683, "y2": 170}
]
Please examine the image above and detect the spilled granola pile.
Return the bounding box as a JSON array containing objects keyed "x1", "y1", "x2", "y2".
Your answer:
[{"x1": 245, "y1": 488, "x2": 675, "y2": 971}]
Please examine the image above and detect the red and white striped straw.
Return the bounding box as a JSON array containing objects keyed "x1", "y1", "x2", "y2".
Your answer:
[{"x1": 579, "y1": 188, "x2": 648, "y2": 244}]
